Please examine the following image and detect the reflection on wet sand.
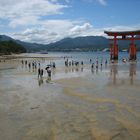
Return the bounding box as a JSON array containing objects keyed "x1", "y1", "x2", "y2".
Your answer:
[
  {"x1": 109, "y1": 62, "x2": 137, "y2": 86},
  {"x1": 129, "y1": 62, "x2": 136, "y2": 85},
  {"x1": 0, "y1": 55, "x2": 140, "y2": 140},
  {"x1": 38, "y1": 77, "x2": 44, "y2": 86},
  {"x1": 65, "y1": 66, "x2": 84, "y2": 73},
  {"x1": 110, "y1": 63, "x2": 118, "y2": 85}
]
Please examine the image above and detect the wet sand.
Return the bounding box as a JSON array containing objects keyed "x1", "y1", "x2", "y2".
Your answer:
[{"x1": 0, "y1": 54, "x2": 140, "y2": 140}]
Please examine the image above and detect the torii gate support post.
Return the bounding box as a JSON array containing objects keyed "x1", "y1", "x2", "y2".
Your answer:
[
  {"x1": 110, "y1": 44, "x2": 113, "y2": 60},
  {"x1": 112, "y1": 35, "x2": 118, "y2": 60},
  {"x1": 129, "y1": 35, "x2": 136, "y2": 60}
]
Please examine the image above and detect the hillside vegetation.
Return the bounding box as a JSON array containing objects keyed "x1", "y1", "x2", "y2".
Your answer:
[{"x1": 0, "y1": 40, "x2": 26, "y2": 55}]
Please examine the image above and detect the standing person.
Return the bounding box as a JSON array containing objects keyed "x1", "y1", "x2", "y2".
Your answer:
[
  {"x1": 28, "y1": 62, "x2": 31, "y2": 69},
  {"x1": 101, "y1": 62, "x2": 103, "y2": 67},
  {"x1": 25, "y1": 60, "x2": 27, "y2": 65},
  {"x1": 53, "y1": 62, "x2": 56, "y2": 68},
  {"x1": 96, "y1": 58, "x2": 98, "y2": 65},
  {"x1": 21, "y1": 60, "x2": 24, "y2": 64},
  {"x1": 38, "y1": 68, "x2": 40, "y2": 77},
  {"x1": 34, "y1": 62, "x2": 37, "y2": 69},
  {"x1": 32, "y1": 62, "x2": 35, "y2": 69},
  {"x1": 90, "y1": 59, "x2": 92, "y2": 63},
  {"x1": 38, "y1": 62, "x2": 40, "y2": 68},
  {"x1": 72, "y1": 60, "x2": 74, "y2": 66},
  {"x1": 65, "y1": 61, "x2": 68, "y2": 67},
  {"x1": 91, "y1": 63, "x2": 94, "y2": 69},
  {"x1": 69, "y1": 61, "x2": 71, "y2": 66},
  {"x1": 41, "y1": 69, "x2": 44, "y2": 78},
  {"x1": 105, "y1": 59, "x2": 108, "y2": 65},
  {"x1": 47, "y1": 67, "x2": 52, "y2": 80},
  {"x1": 96, "y1": 63, "x2": 98, "y2": 69},
  {"x1": 91, "y1": 63, "x2": 94, "y2": 74}
]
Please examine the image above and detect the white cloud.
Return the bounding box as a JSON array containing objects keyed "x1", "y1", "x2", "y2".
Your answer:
[
  {"x1": 70, "y1": 23, "x2": 93, "y2": 36},
  {"x1": 104, "y1": 24, "x2": 140, "y2": 32},
  {"x1": 12, "y1": 28, "x2": 58, "y2": 43},
  {"x1": 9, "y1": 19, "x2": 80, "y2": 44},
  {"x1": 0, "y1": 0, "x2": 67, "y2": 28},
  {"x1": 8, "y1": 21, "x2": 103, "y2": 44},
  {"x1": 9, "y1": 16, "x2": 39, "y2": 28},
  {"x1": 8, "y1": 22, "x2": 140, "y2": 44}
]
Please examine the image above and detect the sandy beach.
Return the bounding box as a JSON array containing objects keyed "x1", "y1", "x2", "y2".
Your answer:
[{"x1": 0, "y1": 53, "x2": 140, "y2": 140}]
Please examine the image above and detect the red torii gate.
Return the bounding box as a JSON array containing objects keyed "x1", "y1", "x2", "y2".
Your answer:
[{"x1": 104, "y1": 30, "x2": 140, "y2": 60}]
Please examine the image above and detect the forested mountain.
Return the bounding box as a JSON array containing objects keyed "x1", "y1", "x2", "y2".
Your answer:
[
  {"x1": 41, "y1": 36, "x2": 110, "y2": 51},
  {"x1": 0, "y1": 35, "x2": 140, "y2": 52},
  {"x1": 0, "y1": 40, "x2": 26, "y2": 55},
  {"x1": 0, "y1": 35, "x2": 45, "y2": 52}
]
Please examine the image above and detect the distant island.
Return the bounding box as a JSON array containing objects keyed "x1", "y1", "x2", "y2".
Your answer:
[{"x1": 0, "y1": 35, "x2": 140, "y2": 53}]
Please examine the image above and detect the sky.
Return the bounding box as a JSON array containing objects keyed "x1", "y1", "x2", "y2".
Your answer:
[{"x1": 0, "y1": 0, "x2": 140, "y2": 44}]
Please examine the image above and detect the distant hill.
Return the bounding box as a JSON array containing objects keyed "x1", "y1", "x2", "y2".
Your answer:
[
  {"x1": 0, "y1": 40, "x2": 26, "y2": 55},
  {"x1": 39, "y1": 36, "x2": 140, "y2": 51},
  {"x1": 39, "y1": 36, "x2": 110, "y2": 51},
  {"x1": 0, "y1": 35, "x2": 14, "y2": 41},
  {"x1": 0, "y1": 35, "x2": 140, "y2": 52},
  {"x1": 16, "y1": 40, "x2": 46, "y2": 51},
  {"x1": 0, "y1": 35, "x2": 45, "y2": 52}
]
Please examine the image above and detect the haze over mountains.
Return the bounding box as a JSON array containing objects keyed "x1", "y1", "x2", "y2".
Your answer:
[{"x1": 0, "y1": 35, "x2": 140, "y2": 52}]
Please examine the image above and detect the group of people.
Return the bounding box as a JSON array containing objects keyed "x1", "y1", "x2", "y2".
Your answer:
[
  {"x1": 21, "y1": 60, "x2": 40, "y2": 70},
  {"x1": 38, "y1": 62, "x2": 56, "y2": 79},
  {"x1": 21, "y1": 57, "x2": 109, "y2": 84},
  {"x1": 90, "y1": 58, "x2": 108, "y2": 70},
  {"x1": 64, "y1": 58, "x2": 108, "y2": 70},
  {"x1": 21, "y1": 59, "x2": 55, "y2": 80},
  {"x1": 65, "y1": 59, "x2": 84, "y2": 67}
]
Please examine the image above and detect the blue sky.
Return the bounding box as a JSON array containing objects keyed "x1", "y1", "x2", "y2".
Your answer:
[{"x1": 0, "y1": 0, "x2": 140, "y2": 44}]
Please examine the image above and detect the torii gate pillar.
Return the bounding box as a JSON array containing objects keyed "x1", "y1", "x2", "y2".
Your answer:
[
  {"x1": 111, "y1": 35, "x2": 118, "y2": 60},
  {"x1": 129, "y1": 35, "x2": 136, "y2": 60}
]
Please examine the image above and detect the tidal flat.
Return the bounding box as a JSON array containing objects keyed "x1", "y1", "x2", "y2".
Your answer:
[{"x1": 0, "y1": 53, "x2": 140, "y2": 140}]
